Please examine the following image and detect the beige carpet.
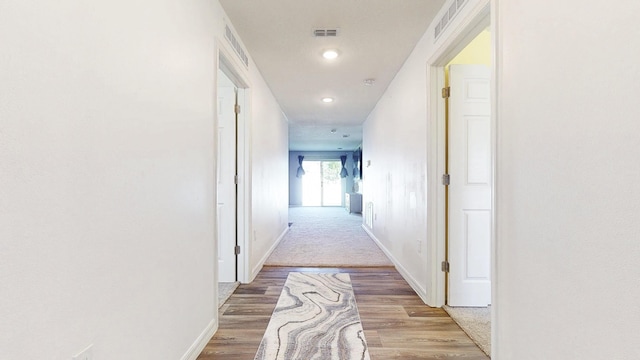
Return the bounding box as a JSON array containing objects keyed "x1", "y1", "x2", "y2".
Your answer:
[
  {"x1": 444, "y1": 305, "x2": 491, "y2": 357},
  {"x1": 265, "y1": 206, "x2": 393, "y2": 267}
]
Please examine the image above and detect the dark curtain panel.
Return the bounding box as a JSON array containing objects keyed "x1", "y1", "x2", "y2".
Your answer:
[
  {"x1": 340, "y1": 155, "x2": 348, "y2": 178},
  {"x1": 358, "y1": 148, "x2": 363, "y2": 179},
  {"x1": 352, "y1": 153, "x2": 358, "y2": 177},
  {"x1": 296, "y1": 155, "x2": 305, "y2": 177}
]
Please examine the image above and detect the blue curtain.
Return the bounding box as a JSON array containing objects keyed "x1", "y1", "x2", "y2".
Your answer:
[
  {"x1": 340, "y1": 155, "x2": 348, "y2": 178},
  {"x1": 352, "y1": 153, "x2": 358, "y2": 177},
  {"x1": 296, "y1": 155, "x2": 305, "y2": 177}
]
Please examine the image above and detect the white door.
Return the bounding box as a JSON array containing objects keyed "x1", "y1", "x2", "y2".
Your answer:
[
  {"x1": 448, "y1": 64, "x2": 491, "y2": 306},
  {"x1": 217, "y1": 69, "x2": 237, "y2": 282}
]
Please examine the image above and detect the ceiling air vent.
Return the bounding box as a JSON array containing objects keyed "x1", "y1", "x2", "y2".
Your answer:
[{"x1": 313, "y1": 28, "x2": 340, "y2": 37}]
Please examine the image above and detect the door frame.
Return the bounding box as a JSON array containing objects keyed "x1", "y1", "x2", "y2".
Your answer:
[
  {"x1": 215, "y1": 69, "x2": 239, "y2": 283},
  {"x1": 216, "y1": 38, "x2": 252, "y2": 286},
  {"x1": 426, "y1": 1, "x2": 492, "y2": 307}
]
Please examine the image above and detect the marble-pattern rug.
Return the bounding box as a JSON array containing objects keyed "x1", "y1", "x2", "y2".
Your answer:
[{"x1": 254, "y1": 272, "x2": 370, "y2": 360}]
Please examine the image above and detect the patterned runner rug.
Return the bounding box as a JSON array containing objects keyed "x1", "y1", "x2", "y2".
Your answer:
[{"x1": 254, "y1": 272, "x2": 370, "y2": 360}]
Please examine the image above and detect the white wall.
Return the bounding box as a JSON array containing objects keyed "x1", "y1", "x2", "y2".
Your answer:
[
  {"x1": 0, "y1": 0, "x2": 289, "y2": 358},
  {"x1": 362, "y1": 0, "x2": 486, "y2": 302},
  {"x1": 366, "y1": 0, "x2": 640, "y2": 357},
  {"x1": 248, "y1": 64, "x2": 290, "y2": 278},
  {"x1": 494, "y1": 1, "x2": 640, "y2": 358}
]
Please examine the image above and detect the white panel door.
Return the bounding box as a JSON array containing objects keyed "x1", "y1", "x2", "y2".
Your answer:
[
  {"x1": 217, "y1": 70, "x2": 237, "y2": 282},
  {"x1": 448, "y1": 64, "x2": 492, "y2": 306}
]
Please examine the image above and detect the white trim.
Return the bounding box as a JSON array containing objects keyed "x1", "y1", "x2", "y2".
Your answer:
[
  {"x1": 490, "y1": 1, "x2": 500, "y2": 357},
  {"x1": 361, "y1": 225, "x2": 429, "y2": 305},
  {"x1": 236, "y1": 87, "x2": 250, "y2": 284},
  {"x1": 180, "y1": 319, "x2": 218, "y2": 360},
  {"x1": 425, "y1": 0, "x2": 491, "y2": 308},
  {"x1": 426, "y1": 64, "x2": 447, "y2": 307},
  {"x1": 250, "y1": 226, "x2": 290, "y2": 282},
  {"x1": 211, "y1": 51, "x2": 220, "y2": 350}
]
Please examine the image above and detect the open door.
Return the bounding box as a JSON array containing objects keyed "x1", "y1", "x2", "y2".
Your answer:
[
  {"x1": 217, "y1": 69, "x2": 238, "y2": 282},
  {"x1": 447, "y1": 64, "x2": 492, "y2": 306}
]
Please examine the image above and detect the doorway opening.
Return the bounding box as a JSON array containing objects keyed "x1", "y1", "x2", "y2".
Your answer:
[
  {"x1": 216, "y1": 44, "x2": 251, "y2": 311},
  {"x1": 427, "y1": 0, "x2": 491, "y2": 308},
  {"x1": 445, "y1": 30, "x2": 492, "y2": 307},
  {"x1": 301, "y1": 160, "x2": 343, "y2": 207},
  {"x1": 426, "y1": 1, "x2": 493, "y2": 356},
  {"x1": 216, "y1": 68, "x2": 239, "y2": 283}
]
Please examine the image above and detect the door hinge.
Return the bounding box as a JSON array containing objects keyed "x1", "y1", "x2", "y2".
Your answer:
[
  {"x1": 234, "y1": 174, "x2": 239, "y2": 185},
  {"x1": 441, "y1": 260, "x2": 450, "y2": 273},
  {"x1": 234, "y1": 104, "x2": 241, "y2": 114},
  {"x1": 442, "y1": 174, "x2": 450, "y2": 186},
  {"x1": 234, "y1": 245, "x2": 241, "y2": 255},
  {"x1": 441, "y1": 86, "x2": 450, "y2": 99}
]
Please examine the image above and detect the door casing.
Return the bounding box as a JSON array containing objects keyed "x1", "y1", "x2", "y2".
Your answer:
[
  {"x1": 425, "y1": 1, "x2": 492, "y2": 308},
  {"x1": 216, "y1": 69, "x2": 238, "y2": 282},
  {"x1": 216, "y1": 40, "x2": 252, "y2": 288}
]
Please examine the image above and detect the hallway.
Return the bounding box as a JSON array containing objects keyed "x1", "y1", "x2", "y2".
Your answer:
[
  {"x1": 4, "y1": 1, "x2": 639, "y2": 359},
  {"x1": 198, "y1": 267, "x2": 489, "y2": 359},
  {"x1": 209, "y1": 207, "x2": 490, "y2": 358}
]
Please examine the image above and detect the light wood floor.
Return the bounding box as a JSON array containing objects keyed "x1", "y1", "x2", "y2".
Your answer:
[{"x1": 197, "y1": 266, "x2": 489, "y2": 360}]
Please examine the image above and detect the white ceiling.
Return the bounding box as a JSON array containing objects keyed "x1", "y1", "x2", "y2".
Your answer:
[{"x1": 219, "y1": 0, "x2": 446, "y2": 151}]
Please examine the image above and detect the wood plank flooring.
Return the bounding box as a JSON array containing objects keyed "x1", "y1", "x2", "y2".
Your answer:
[{"x1": 197, "y1": 267, "x2": 489, "y2": 360}]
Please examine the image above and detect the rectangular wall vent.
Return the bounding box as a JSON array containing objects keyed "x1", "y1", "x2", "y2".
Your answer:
[
  {"x1": 434, "y1": 0, "x2": 467, "y2": 40},
  {"x1": 365, "y1": 202, "x2": 374, "y2": 229},
  {"x1": 313, "y1": 28, "x2": 340, "y2": 37},
  {"x1": 225, "y1": 24, "x2": 249, "y2": 68},
  {"x1": 449, "y1": 2, "x2": 458, "y2": 19}
]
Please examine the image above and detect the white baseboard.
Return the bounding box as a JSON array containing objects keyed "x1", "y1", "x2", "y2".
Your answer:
[
  {"x1": 361, "y1": 225, "x2": 429, "y2": 305},
  {"x1": 181, "y1": 318, "x2": 218, "y2": 360},
  {"x1": 250, "y1": 225, "x2": 290, "y2": 281}
]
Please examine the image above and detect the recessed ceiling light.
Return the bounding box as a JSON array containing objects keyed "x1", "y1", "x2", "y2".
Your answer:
[
  {"x1": 322, "y1": 97, "x2": 334, "y2": 103},
  {"x1": 342, "y1": 134, "x2": 350, "y2": 138},
  {"x1": 330, "y1": 129, "x2": 337, "y2": 133},
  {"x1": 322, "y1": 49, "x2": 339, "y2": 60}
]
